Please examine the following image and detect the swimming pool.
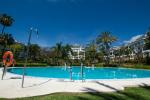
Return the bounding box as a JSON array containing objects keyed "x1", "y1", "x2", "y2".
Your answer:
[{"x1": 7, "y1": 67, "x2": 150, "y2": 80}]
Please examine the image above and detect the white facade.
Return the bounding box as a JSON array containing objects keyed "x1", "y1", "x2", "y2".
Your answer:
[
  {"x1": 69, "y1": 45, "x2": 85, "y2": 60},
  {"x1": 109, "y1": 33, "x2": 150, "y2": 61}
]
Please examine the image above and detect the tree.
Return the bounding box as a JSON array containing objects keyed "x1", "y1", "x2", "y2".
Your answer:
[
  {"x1": 29, "y1": 44, "x2": 41, "y2": 61},
  {"x1": 51, "y1": 42, "x2": 74, "y2": 65},
  {"x1": 85, "y1": 40, "x2": 97, "y2": 66},
  {"x1": 112, "y1": 47, "x2": 123, "y2": 64},
  {"x1": 62, "y1": 44, "x2": 73, "y2": 64},
  {"x1": 126, "y1": 46, "x2": 134, "y2": 62},
  {"x1": 5, "y1": 33, "x2": 15, "y2": 47},
  {"x1": 144, "y1": 29, "x2": 150, "y2": 64},
  {"x1": 145, "y1": 29, "x2": 150, "y2": 50},
  {"x1": 0, "y1": 14, "x2": 14, "y2": 34},
  {"x1": 39, "y1": 47, "x2": 54, "y2": 64},
  {"x1": 10, "y1": 43, "x2": 25, "y2": 60},
  {"x1": 0, "y1": 33, "x2": 15, "y2": 53},
  {"x1": 113, "y1": 49, "x2": 120, "y2": 63},
  {"x1": 120, "y1": 46, "x2": 126, "y2": 63},
  {"x1": 0, "y1": 14, "x2": 14, "y2": 57},
  {"x1": 96, "y1": 32, "x2": 117, "y2": 65},
  {"x1": 52, "y1": 42, "x2": 64, "y2": 65}
]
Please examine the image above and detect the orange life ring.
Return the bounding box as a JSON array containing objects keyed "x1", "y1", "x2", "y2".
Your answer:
[{"x1": 3, "y1": 51, "x2": 14, "y2": 67}]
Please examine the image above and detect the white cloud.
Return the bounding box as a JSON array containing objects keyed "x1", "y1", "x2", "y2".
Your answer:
[{"x1": 123, "y1": 34, "x2": 143, "y2": 44}]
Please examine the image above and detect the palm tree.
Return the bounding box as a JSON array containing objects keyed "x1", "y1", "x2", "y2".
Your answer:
[
  {"x1": 0, "y1": 14, "x2": 14, "y2": 34},
  {"x1": 52, "y1": 43, "x2": 73, "y2": 65},
  {"x1": 62, "y1": 44, "x2": 73, "y2": 64},
  {"x1": 85, "y1": 40, "x2": 97, "y2": 66},
  {"x1": 52, "y1": 42, "x2": 63, "y2": 65},
  {"x1": 96, "y1": 32, "x2": 117, "y2": 65},
  {"x1": 0, "y1": 33, "x2": 15, "y2": 56}
]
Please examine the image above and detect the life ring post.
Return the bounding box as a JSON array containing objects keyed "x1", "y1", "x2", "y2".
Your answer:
[
  {"x1": 1, "y1": 65, "x2": 6, "y2": 80},
  {"x1": 1, "y1": 51, "x2": 14, "y2": 80}
]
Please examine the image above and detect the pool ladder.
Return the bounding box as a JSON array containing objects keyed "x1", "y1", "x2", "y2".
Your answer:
[{"x1": 81, "y1": 63, "x2": 85, "y2": 82}]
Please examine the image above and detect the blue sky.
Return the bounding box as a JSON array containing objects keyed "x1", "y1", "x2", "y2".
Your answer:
[{"x1": 0, "y1": 0, "x2": 150, "y2": 47}]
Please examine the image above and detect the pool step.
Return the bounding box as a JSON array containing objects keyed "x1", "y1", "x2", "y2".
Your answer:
[{"x1": 72, "y1": 72, "x2": 86, "y2": 80}]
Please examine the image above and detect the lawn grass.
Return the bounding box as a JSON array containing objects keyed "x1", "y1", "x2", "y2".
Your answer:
[{"x1": 1, "y1": 86, "x2": 150, "y2": 100}]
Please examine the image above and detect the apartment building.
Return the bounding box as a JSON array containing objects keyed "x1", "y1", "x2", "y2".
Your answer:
[
  {"x1": 109, "y1": 33, "x2": 150, "y2": 61},
  {"x1": 69, "y1": 44, "x2": 85, "y2": 60}
]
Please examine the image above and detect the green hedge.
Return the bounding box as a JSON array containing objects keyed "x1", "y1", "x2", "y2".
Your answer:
[
  {"x1": 15, "y1": 62, "x2": 48, "y2": 67},
  {"x1": 122, "y1": 63, "x2": 150, "y2": 69}
]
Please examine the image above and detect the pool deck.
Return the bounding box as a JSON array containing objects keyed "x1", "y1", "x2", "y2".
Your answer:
[{"x1": 1, "y1": 68, "x2": 150, "y2": 99}]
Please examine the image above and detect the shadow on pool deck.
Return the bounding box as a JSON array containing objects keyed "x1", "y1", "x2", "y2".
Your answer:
[
  {"x1": 81, "y1": 82, "x2": 150, "y2": 100},
  {"x1": 82, "y1": 81, "x2": 120, "y2": 92},
  {"x1": 23, "y1": 79, "x2": 52, "y2": 88},
  {"x1": 95, "y1": 81, "x2": 120, "y2": 91},
  {"x1": 2, "y1": 76, "x2": 22, "y2": 80}
]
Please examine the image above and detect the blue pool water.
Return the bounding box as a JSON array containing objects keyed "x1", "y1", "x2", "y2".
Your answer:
[{"x1": 7, "y1": 67, "x2": 150, "y2": 80}]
